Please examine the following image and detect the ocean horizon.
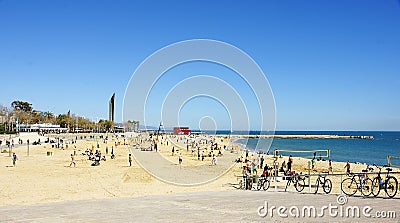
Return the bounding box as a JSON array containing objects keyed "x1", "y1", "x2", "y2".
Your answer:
[{"x1": 228, "y1": 131, "x2": 400, "y2": 167}]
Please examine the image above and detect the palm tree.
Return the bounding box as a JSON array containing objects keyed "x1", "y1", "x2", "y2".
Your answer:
[{"x1": 43, "y1": 111, "x2": 55, "y2": 123}]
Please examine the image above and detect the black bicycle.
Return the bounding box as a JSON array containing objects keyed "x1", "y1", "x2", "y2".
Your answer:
[
  {"x1": 284, "y1": 172, "x2": 305, "y2": 192},
  {"x1": 313, "y1": 174, "x2": 332, "y2": 194},
  {"x1": 341, "y1": 171, "x2": 373, "y2": 197},
  {"x1": 371, "y1": 164, "x2": 398, "y2": 198},
  {"x1": 256, "y1": 175, "x2": 271, "y2": 191}
]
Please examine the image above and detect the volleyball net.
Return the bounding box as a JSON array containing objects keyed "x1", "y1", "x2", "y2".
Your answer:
[{"x1": 274, "y1": 149, "x2": 330, "y2": 159}]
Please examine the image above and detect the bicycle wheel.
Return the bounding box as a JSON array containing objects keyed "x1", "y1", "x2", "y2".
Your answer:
[
  {"x1": 323, "y1": 179, "x2": 332, "y2": 194},
  {"x1": 295, "y1": 178, "x2": 305, "y2": 192},
  {"x1": 235, "y1": 180, "x2": 243, "y2": 190},
  {"x1": 371, "y1": 178, "x2": 381, "y2": 197},
  {"x1": 385, "y1": 176, "x2": 398, "y2": 198},
  {"x1": 248, "y1": 179, "x2": 253, "y2": 190},
  {"x1": 361, "y1": 178, "x2": 373, "y2": 196},
  {"x1": 256, "y1": 179, "x2": 263, "y2": 191},
  {"x1": 341, "y1": 178, "x2": 357, "y2": 196},
  {"x1": 313, "y1": 179, "x2": 320, "y2": 194},
  {"x1": 263, "y1": 179, "x2": 270, "y2": 191}
]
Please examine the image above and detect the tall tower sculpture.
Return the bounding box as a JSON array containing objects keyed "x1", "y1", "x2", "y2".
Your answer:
[{"x1": 109, "y1": 93, "x2": 115, "y2": 122}]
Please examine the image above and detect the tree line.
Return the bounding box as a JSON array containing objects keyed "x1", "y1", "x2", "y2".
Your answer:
[{"x1": 0, "y1": 101, "x2": 114, "y2": 133}]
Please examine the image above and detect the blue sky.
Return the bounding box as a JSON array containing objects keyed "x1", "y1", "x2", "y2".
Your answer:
[{"x1": 0, "y1": 0, "x2": 399, "y2": 130}]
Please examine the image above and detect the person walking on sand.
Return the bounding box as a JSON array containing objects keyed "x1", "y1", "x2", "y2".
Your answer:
[
  {"x1": 242, "y1": 166, "x2": 249, "y2": 190},
  {"x1": 69, "y1": 154, "x2": 76, "y2": 167},
  {"x1": 172, "y1": 147, "x2": 175, "y2": 156},
  {"x1": 287, "y1": 155, "x2": 293, "y2": 172},
  {"x1": 179, "y1": 153, "x2": 182, "y2": 165},
  {"x1": 344, "y1": 161, "x2": 351, "y2": 175},
  {"x1": 12, "y1": 152, "x2": 18, "y2": 167},
  {"x1": 328, "y1": 160, "x2": 333, "y2": 174},
  {"x1": 129, "y1": 154, "x2": 132, "y2": 166}
]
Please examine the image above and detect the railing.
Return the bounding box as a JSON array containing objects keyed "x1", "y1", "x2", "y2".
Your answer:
[{"x1": 233, "y1": 171, "x2": 400, "y2": 198}]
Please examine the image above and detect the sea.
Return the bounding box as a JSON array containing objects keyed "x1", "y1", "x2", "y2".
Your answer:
[{"x1": 200, "y1": 131, "x2": 400, "y2": 166}]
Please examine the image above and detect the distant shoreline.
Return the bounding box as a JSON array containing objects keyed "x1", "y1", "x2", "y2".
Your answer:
[{"x1": 230, "y1": 134, "x2": 374, "y2": 139}]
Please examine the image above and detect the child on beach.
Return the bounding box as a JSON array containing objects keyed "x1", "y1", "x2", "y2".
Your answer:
[
  {"x1": 211, "y1": 155, "x2": 217, "y2": 165},
  {"x1": 12, "y1": 152, "x2": 18, "y2": 167},
  {"x1": 69, "y1": 154, "x2": 76, "y2": 167}
]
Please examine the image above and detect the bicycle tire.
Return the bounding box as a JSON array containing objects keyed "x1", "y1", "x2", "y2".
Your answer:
[
  {"x1": 341, "y1": 178, "x2": 357, "y2": 196},
  {"x1": 361, "y1": 178, "x2": 373, "y2": 197},
  {"x1": 248, "y1": 180, "x2": 253, "y2": 190},
  {"x1": 385, "y1": 176, "x2": 398, "y2": 198},
  {"x1": 234, "y1": 180, "x2": 243, "y2": 190},
  {"x1": 323, "y1": 179, "x2": 332, "y2": 194},
  {"x1": 295, "y1": 178, "x2": 305, "y2": 192},
  {"x1": 263, "y1": 179, "x2": 270, "y2": 191},
  {"x1": 256, "y1": 179, "x2": 263, "y2": 191},
  {"x1": 371, "y1": 177, "x2": 381, "y2": 197},
  {"x1": 313, "y1": 179, "x2": 319, "y2": 194}
]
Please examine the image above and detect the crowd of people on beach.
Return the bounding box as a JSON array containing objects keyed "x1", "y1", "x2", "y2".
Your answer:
[{"x1": 141, "y1": 134, "x2": 227, "y2": 166}]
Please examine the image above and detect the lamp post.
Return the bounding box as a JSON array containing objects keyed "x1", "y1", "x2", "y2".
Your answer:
[
  {"x1": 27, "y1": 139, "x2": 30, "y2": 156},
  {"x1": 157, "y1": 122, "x2": 163, "y2": 140}
]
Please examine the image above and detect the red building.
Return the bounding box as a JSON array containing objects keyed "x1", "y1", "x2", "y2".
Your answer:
[{"x1": 173, "y1": 127, "x2": 191, "y2": 135}]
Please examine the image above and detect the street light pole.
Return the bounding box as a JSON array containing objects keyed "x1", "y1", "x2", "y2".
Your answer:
[
  {"x1": 27, "y1": 139, "x2": 30, "y2": 156},
  {"x1": 157, "y1": 121, "x2": 163, "y2": 140}
]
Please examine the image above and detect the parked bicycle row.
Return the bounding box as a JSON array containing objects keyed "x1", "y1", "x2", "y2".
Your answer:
[{"x1": 233, "y1": 164, "x2": 399, "y2": 198}]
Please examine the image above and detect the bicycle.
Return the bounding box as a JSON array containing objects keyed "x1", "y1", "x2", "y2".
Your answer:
[
  {"x1": 284, "y1": 172, "x2": 305, "y2": 192},
  {"x1": 341, "y1": 170, "x2": 373, "y2": 196},
  {"x1": 256, "y1": 175, "x2": 271, "y2": 191},
  {"x1": 371, "y1": 164, "x2": 398, "y2": 198},
  {"x1": 313, "y1": 174, "x2": 332, "y2": 194}
]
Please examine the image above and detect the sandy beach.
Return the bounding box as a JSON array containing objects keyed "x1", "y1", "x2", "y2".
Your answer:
[{"x1": 0, "y1": 132, "x2": 399, "y2": 207}]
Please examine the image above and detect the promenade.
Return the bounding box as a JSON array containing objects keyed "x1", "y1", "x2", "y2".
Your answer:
[{"x1": 0, "y1": 190, "x2": 398, "y2": 222}]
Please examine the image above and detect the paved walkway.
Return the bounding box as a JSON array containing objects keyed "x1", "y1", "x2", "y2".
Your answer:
[{"x1": 0, "y1": 190, "x2": 399, "y2": 222}]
